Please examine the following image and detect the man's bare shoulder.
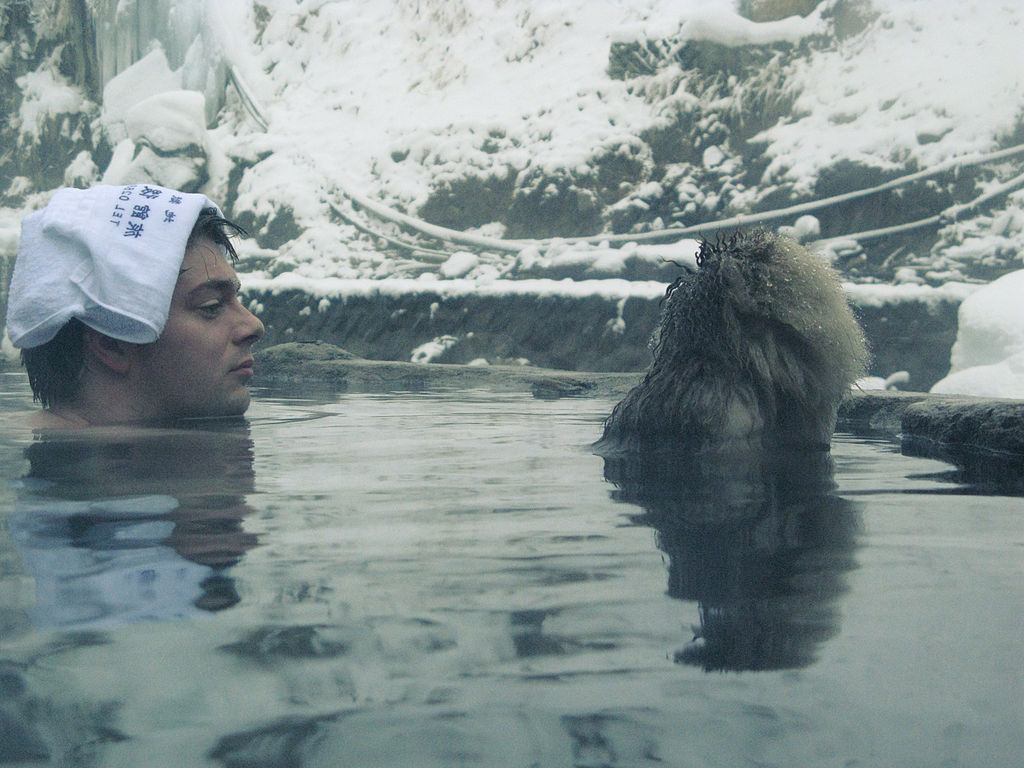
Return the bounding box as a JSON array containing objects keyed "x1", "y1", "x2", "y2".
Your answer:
[
  {"x1": 3, "y1": 408, "x2": 115, "y2": 435},
  {"x1": 23, "y1": 409, "x2": 89, "y2": 431}
]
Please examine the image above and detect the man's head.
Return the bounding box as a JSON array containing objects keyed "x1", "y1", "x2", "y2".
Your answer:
[
  {"x1": 7, "y1": 185, "x2": 264, "y2": 425},
  {"x1": 123, "y1": 218, "x2": 264, "y2": 420}
]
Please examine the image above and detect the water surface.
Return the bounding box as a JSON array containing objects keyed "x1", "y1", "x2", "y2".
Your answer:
[{"x1": 0, "y1": 374, "x2": 1020, "y2": 767}]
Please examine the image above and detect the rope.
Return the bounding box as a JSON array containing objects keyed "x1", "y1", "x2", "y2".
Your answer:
[
  {"x1": 328, "y1": 201, "x2": 451, "y2": 261},
  {"x1": 813, "y1": 169, "x2": 1024, "y2": 246},
  {"x1": 225, "y1": 67, "x2": 268, "y2": 132},
  {"x1": 330, "y1": 143, "x2": 1024, "y2": 254},
  {"x1": 668, "y1": 145, "x2": 1024, "y2": 228},
  {"x1": 334, "y1": 181, "x2": 530, "y2": 253},
  {"x1": 225, "y1": 63, "x2": 1024, "y2": 257}
]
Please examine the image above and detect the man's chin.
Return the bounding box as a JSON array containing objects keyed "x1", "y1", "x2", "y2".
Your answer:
[
  {"x1": 175, "y1": 390, "x2": 252, "y2": 423},
  {"x1": 217, "y1": 393, "x2": 252, "y2": 419},
  {"x1": 222, "y1": 383, "x2": 253, "y2": 413}
]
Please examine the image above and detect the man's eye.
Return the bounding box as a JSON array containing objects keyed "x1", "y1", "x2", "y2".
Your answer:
[{"x1": 197, "y1": 301, "x2": 224, "y2": 316}]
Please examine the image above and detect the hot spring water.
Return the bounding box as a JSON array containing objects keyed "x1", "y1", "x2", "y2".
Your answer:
[{"x1": 0, "y1": 373, "x2": 1020, "y2": 767}]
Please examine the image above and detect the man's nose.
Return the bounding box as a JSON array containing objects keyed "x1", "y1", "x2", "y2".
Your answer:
[{"x1": 236, "y1": 304, "x2": 265, "y2": 344}]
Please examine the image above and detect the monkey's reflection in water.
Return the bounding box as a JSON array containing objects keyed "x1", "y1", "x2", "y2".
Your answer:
[
  {"x1": 603, "y1": 443, "x2": 860, "y2": 671},
  {"x1": 10, "y1": 422, "x2": 259, "y2": 627}
]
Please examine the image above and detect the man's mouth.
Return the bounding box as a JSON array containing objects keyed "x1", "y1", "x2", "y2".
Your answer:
[{"x1": 231, "y1": 357, "x2": 255, "y2": 375}]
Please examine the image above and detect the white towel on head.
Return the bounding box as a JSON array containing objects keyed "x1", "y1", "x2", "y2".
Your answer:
[{"x1": 6, "y1": 183, "x2": 222, "y2": 348}]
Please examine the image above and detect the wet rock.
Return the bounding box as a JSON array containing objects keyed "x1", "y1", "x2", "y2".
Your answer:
[
  {"x1": 839, "y1": 390, "x2": 1024, "y2": 491},
  {"x1": 254, "y1": 342, "x2": 640, "y2": 397},
  {"x1": 900, "y1": 398, "x2": 1024, "y2": 490},
  {"x1": 233, "y1": 204, "x2": 301, "y2": 251},
  {"x1": 248, "y1": 291, "x2": 662, "y2": 373},
  {"x1": 838, "y1": 390, "x2": 933, "y2": 434},
  {"x1": 900, "y1": 398, "x2": 1024, "y2": 455},
  {"x1": 259, "y1": 340, "x2": 359, "y2": 365},
  {"x1": 840, "y1": 390, "x2": 1024, "y2": 457}
]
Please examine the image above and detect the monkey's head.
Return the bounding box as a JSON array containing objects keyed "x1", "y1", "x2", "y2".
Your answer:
[{"x1": 601, "y1": 228, "x2": 868, "y2": 449}]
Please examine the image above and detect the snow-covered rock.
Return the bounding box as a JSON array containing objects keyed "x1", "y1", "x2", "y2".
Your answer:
[{"x1": 932, "y1": 270, "x2": 1024, "y2": 398}]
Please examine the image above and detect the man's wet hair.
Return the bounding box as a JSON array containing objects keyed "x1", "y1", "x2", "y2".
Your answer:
[
  {"x1": 20, "y1": 208, "x2": 248, "y2": 408},
  {"x1": 187, "y1": 207, "x2": 247, "y2": 263}
]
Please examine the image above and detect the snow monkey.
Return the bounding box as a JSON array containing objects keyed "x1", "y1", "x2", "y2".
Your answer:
[{"x1": 599, "y1": 229, "x2": 868, "y2": 451}]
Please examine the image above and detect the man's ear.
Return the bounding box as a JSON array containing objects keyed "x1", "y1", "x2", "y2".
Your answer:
[{"x1": 83, "y1": 328, "x2": 134, "y2": 375}]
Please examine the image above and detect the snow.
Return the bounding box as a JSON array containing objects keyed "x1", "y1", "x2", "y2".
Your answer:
[
  {"x1": 856, "y1": 370, "x2": 911, "y2": 392},
  {"x1": 2, "y1": 0, "x2": 1023, "y2": 398},
  {"x1": 931, "y1": 352, "x2": 1024, "y2": 399},
  {"x1": 755, "y1": 1, "x2": 1024, "y2": 194},
  {"x1": 678, "y1": 2, "x2": 826, "y2": 45},
  {"x1": 842, "y1": 280, "x2": 980, "y2": 310},
  {"x1": 440, "y1": 251, "x2": 480, "y2": 279},
  {"x1": 124, "y1": 91, "x2": 207, "y2": 153},
  {"x1": 15, "y1": 66, "x2": 90, "y2": 144},
  {"x1": 931, "y1": 270, "x2": 1024, "y2": 397},
  {"x1": 241, "y1": 274, "x2": 670, "y2": 302},
  {"x1": 101, "y1": 49, "x2": 183, "y2": 145},
  {"x1": 195, "y1": 0, "x2": 1022, "y2": 296},
  {"x1": 411, "y1": 335, "x2": 460, "y2": 363}
]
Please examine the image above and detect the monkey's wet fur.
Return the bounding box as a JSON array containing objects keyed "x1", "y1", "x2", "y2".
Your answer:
[{"x1": 599, "y1": 229, "x2": 868, "y2": 452}]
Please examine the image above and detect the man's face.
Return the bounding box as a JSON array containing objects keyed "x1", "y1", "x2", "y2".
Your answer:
[{"x1": 130, "y1": 238, "x2": 264, "y2": 420}]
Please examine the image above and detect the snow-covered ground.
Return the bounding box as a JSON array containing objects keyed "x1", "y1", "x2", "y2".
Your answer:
[{"x1": 2, "y1": 0, "x2": 1023, "y2": 395}]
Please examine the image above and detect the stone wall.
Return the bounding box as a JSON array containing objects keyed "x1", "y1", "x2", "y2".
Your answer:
[{"x1": 246, "y1": 286, "x2": 960, "y2": 389}]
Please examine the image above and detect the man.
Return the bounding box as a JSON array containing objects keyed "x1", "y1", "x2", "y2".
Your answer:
[{"x1": 5, "y1": 183, "x2": 264, "y2": 427}]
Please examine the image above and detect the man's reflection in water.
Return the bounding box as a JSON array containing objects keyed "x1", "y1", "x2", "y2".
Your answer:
[
  {"x1": 602, "y1": 442, "x2": 861, "y2": 672},
  {"x1": 9, "y1": 421, "x2": 259, "y2": 627}
]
